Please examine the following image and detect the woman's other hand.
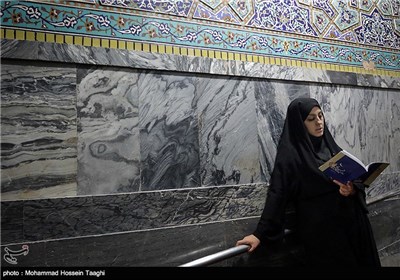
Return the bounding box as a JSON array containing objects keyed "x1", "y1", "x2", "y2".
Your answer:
[{"x1": 333, "y1": 180, "x2": 356, "y2": 197}]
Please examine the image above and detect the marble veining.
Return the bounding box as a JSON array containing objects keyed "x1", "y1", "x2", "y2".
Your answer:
[
  {"x1": 0, "y1": 39, "x2": 38, "y2": 60},
  {"x1": 39, "y1": 42, "x2": 100, "y2": 64},
  {"x1": 244, "y1": 63, "x2": 304, "y2": 81},
  {"x1": 325, "y1": 70, "x2": 358, "y2": 85},
  {"x1": 388, "y1": 89, "x2": 400, "y2": 172},
  {"x1": 0, "y1": 217, "x2": 261, "y2": 267},
  {"x1": 77, "y1": 66, "x2": 140, "y2": 195},
  {"x1": 1, "y1": 184, "x2": 267, "y2": 243},
  {"x1": 1, "y1": 195, "x2": 397, "y2": 267},
  {"x1": 196, "y1": 76, "x2": 260, "y2": 186},
  {"x1": 367, "y1": 173, "x2": 400, "y2": 202},
  {"x1": 138, "y1": 72, "x2": 200, "y2": 190},
  {"x1": 356, "y1": 73, "x2": 394, "y2": 89},
  {"x1": 303, "y1": 68, "x2": 330, "y2": 83},
  {"x1": 1, "y1": 61, "x2": 77, "y2": 200},
  {"x1": 2, "y1": 40, "x2": 399, "y2": 89},
  {"x1": 0, "y1": 38, "x2": 399, "y2": 266},
  {"x1": 255, "y1": 80, "x2": 311, "y2": 181},
  {"x1": 312, "y1": 85, "x2": 391, "y2": 162},
  {"x1": 312, "y1": 84, "x2": 400, "y2": 200}
]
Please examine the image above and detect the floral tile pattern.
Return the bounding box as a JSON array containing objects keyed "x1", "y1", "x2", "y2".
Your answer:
[{"x1": 1, "y1": 0, "x2": 399, "y2": 71}]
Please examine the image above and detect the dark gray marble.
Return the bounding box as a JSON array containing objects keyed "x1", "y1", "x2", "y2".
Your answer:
[
  {"x1": 1, "y1": 60, "x2": 77, "y2": 200},
  {"x1": 138, "y1": 72, "x2": 200, "y2": 190},
  {"x1": 196, "y1": 76, "x2": 260, "y2": 186},
  {"x1": 0, "y1": 216, "x2": 304, "y2": 267},
  {"x1": 1, "y1": 201, "x2": 24, "y2": 243},
  {"x1": 76, "y1": 66, "x2": 141, "y2": 195},
  {"x1": 2, "y1": 193, "x2": 396, "y2": 267},
  {"x1": 0, "y1": 218, "x2": 255, "y2": 267},
  {"x1": 368, "y1": 195, "x2": 400, "y2": 266},
  {"x1": 357, "y1": 73, "x2": 400, "y2": 88},
  {"x1": 379, "y1": 238, "x2": 400, "y2": 267},
  {"x1": 0, "y1": 39, "x2": 38, "y2": 60},
  {"x1": 325, "y1": 69, "x2": 358, "y2": 85},
  {"x1": 1, "y1": 184, "x2": 267, "y2": 244}
]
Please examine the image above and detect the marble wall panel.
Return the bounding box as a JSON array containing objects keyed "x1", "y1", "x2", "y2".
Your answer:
[
  {"x1": 1, "y1": 184, "x2": 267, "y2": 244},
  {"x1": 312, "y1": 85, "x2": 399, "y2": 200},
  {"x1": 195, "y1": 76, "x2": 259, "y2": 186},
  {"x1": 312, "y1": 85, "x2": 391, "y2": 165},
  {"x1": 138, "y1": 72, "x2": 200, "y2": 190},
  {"x1": 1, "y1": 60, "x2": 77, "y2": 201},
  {"x1": 76, "y1": 66, "x2": 140, "y2": 195},
  {"x1": 255, "y1": 80, "x2": 310, "y2": 181},
  {"x1": 387, "y1": 89, "x2": 400, "y2": 172}
]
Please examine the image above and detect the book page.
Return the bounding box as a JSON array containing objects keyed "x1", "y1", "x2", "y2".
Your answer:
[{"x1": 341, "y1": 150, "x2": 367, "y2": 171}]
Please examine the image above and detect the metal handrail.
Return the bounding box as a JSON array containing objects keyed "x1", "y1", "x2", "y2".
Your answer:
[
  {"x1": 179, "y1": 245, "x2": 250, "y2": 267},
  {"x1": 178, "y1": 229, "x2": 293, "y2": 267}
]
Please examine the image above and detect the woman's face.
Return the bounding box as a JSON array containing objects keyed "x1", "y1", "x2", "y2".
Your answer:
[{"x1": 304, "y1": 106, "x2": 324, "y2": 137}]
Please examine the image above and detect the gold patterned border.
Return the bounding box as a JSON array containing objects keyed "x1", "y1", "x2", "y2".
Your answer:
[{"x1": 1, "y1": 28, "x2": 399, "y2": 78}]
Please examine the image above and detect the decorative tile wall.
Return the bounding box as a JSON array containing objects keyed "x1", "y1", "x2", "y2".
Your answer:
[{"x1": 1, "y1": 0, "x2": 399, "y2": 75}]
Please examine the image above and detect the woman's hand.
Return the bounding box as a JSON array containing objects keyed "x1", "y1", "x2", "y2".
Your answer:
[
  {"x1": 333, "y1": 180, "x2": 356, "y2": 197},
  {"x1": 236, "y1": 234, "x2": 260, "y2": 253}
]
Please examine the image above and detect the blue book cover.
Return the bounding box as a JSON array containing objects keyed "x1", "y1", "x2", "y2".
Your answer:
[{"x1": 318, "y1": 150, "x2": 389, "y2": 185}]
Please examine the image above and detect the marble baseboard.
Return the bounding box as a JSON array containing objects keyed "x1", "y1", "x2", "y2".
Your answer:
[
  {"x1": 368, "y1": 194, "x2": 400, "y2": 253},
  {"x1": 0, "y1": 218, "x2": 260, "y2": 267},
  {"x1": 0, "y1": 217, "x2": 305, "y2": 267},
  {"x1": 1, "y1": 184, "x2": 267, "y2": 244},
  {"x1": 2, "y1": 206, "x2": 395, "y2": 267},
  {"x1": 379, "y1": 243, "x2": 400, "y2": 267},
  {"x1": 366, "y1": 173, "x2": 400, "y2": 203}
]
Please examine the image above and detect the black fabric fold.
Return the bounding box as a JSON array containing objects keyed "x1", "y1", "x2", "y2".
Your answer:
[{"x1": 253, "y1": 97, "x2": 381, "y2": 266}]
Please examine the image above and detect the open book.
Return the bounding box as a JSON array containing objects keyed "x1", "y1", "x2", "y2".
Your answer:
[{"x1": 318, "y1": 150, "x2": 389, "y2": 186}]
